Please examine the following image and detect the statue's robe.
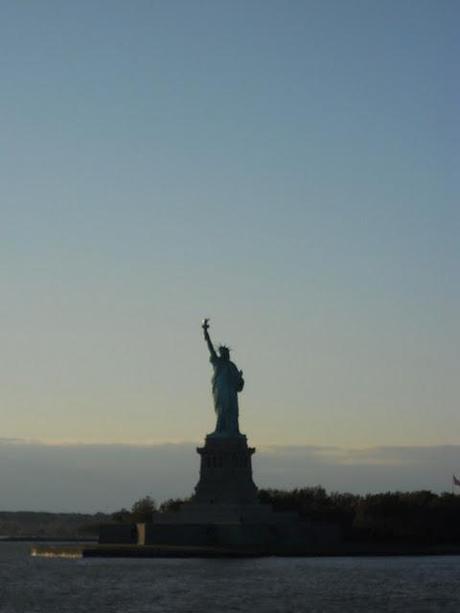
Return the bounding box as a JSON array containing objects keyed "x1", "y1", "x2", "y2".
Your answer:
[{"x1": 210, "y1": 355, "x2": 244, "y2": 436}]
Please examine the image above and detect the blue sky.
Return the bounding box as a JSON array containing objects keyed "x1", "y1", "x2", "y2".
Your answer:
[{"x1": 1, "y1": 1, "x2": 459, "y2": 506}]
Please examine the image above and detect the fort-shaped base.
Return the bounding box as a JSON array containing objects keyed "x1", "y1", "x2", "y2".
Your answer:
[
  {"x1": 99, "y1": 432, "x2": 341, "y2": 550},
  {"x1": 193, "y1": 434, "x2": 258, "y2": 505}
]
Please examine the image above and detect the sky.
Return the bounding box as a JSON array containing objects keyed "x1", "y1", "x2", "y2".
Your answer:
[{"x1": 1, "y1": 1, "x2": 459, "y2": 509}]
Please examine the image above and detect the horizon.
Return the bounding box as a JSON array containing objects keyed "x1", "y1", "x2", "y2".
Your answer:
[{"x1": 1, "y1": 438, "x2": 459, "y2": 513}]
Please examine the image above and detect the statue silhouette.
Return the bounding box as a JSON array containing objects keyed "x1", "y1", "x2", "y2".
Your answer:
[{"x1": 202, "y1": 319, "x2": 244, "y2": 437}]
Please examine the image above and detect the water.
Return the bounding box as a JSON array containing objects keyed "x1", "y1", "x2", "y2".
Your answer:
[{"x1": 1, "y1": 543, "x2": 459, "y2": 612}]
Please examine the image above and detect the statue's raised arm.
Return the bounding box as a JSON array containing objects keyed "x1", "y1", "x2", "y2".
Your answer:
[
  {"x1": 202, "y1": 318, "x2": 217, "y2": 361},
  {"x1": 202, "y1": 318, "x2": 244, "y2": 438}
]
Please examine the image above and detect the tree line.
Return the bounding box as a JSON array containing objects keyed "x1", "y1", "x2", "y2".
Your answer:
[
  {"x1": 258, "y1": 487, "x2": 460, "y2": 544},
  {"x1": 112, "y1": 487, "x2": 460, "y2": 544}
]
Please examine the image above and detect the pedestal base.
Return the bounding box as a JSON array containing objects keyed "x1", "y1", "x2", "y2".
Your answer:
[{"x1": 192, "y1": 434, "x2": 258, "y2": 505}]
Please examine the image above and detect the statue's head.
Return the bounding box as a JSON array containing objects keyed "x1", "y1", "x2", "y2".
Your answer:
[{"x1": 218, "y1": 345, "x2": 230, "y2": 360}]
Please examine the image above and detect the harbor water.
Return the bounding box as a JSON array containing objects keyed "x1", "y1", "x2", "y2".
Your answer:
[{"x1": 1, "y1": 542, "x2": 459, "y2": 612}]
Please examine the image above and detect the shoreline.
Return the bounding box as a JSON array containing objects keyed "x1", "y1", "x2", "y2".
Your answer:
[{"x1": 29, "y1": 542, "x2": 460, "y2": 559}]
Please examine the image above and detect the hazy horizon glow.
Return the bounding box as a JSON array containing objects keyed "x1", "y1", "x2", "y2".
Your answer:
[
  {"x1": 1, "y1": 438, "x2": 459, "y2": 512},
  {"x1": 1, "y1": 0, "x2": 459, "y2": 470}
]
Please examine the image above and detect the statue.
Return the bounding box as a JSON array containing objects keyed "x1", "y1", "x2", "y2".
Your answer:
[{"x1": 202, "y1": 319, "x2": 244, "y2": 437}]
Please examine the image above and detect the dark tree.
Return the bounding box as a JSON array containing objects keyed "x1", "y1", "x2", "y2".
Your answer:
[
  {"x1": 159, "y1": 498, "x2": 188, "y2": 513},
  {"x1": 130, "y1": 496, "x2": 157, "y2": 523}
]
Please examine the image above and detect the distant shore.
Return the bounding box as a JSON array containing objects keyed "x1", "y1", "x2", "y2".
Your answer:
[
  {"x1": 0, "y1": 511, "x2": 110, "y2": 540},
  {"x1": 1, "y1": 536, "x2": 98, "y2": 542}
]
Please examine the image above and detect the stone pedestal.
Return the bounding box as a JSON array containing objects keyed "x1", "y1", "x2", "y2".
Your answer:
[
  {"x1": 153, "y1": 433, "x2": 269, "y2": 529},
  {"x1": 193, "y1": 434, "x2": 258, "y2": 505}
]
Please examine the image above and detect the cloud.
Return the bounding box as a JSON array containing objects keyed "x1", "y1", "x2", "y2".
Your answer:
[
  {"x1": 255, "y1": 444, "x2": 460, "y2": 495},
  {"x1": 0, "y1": 440, "x2": 459, "y2": 513}
]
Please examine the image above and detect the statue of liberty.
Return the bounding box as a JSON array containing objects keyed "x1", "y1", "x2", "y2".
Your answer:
[{"x1": 202, "y1": 319, "x2": 244, "y2": 437}]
